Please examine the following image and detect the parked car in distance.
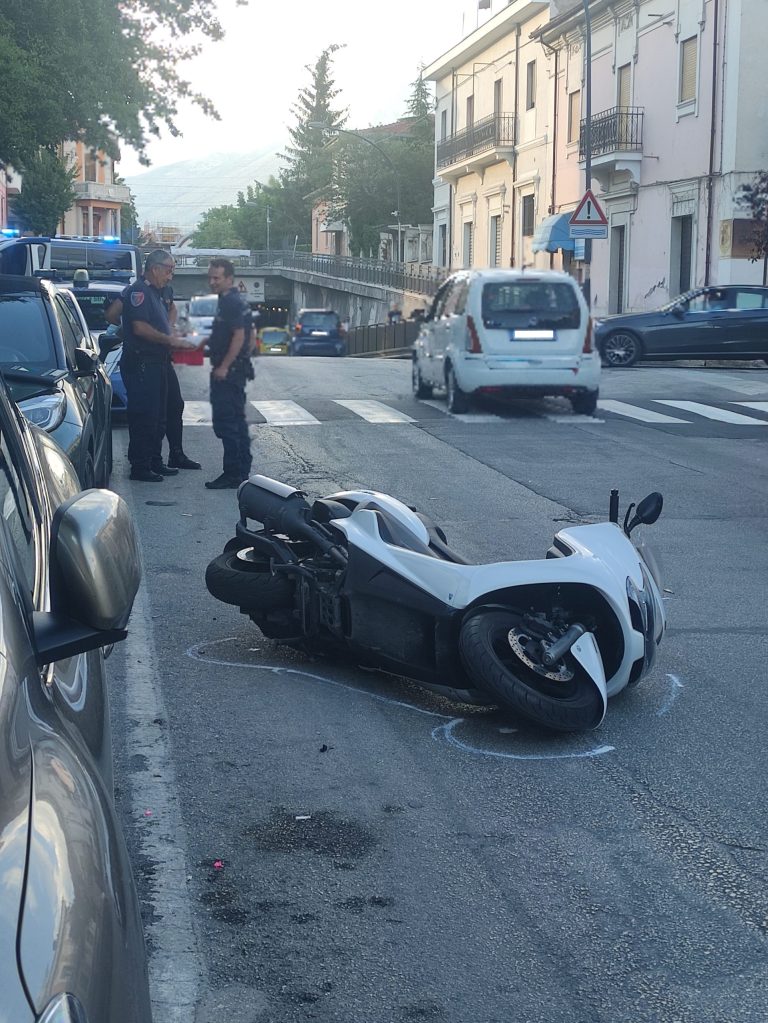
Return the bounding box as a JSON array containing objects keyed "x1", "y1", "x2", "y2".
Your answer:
[
  {"x1": 290, "y1": 308, "x2": 347, "y2": 357},
  {"x1": 0, "y1": 274, "x2": 113, "y2": 487},
  {"x1": 595, "y1": 285, "x2": 768, "y2": 367},
  {"x1": 412, "y1": 269, "x2": 600, "y2": 414},
  {"x1": 0, "y1": 234, "x2": 140, "y2": 281},
  {"x1": 0, "y1": 375, "x2": 149, "y2": 1023},
  {"x1": 259, "y1": 326, "x2": 291, "y2": 355},
  {"x1": 187, "y1": 294, "x2": 218, "y2": 351},
  {"x1": 65, "y1": 273, "x2": 128, "y2": 413}
]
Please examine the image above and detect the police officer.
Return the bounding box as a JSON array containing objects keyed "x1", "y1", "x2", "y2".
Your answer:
[
  {"x1": 205, "y1": 258, "x2": 254, "y2": 489},
  {"x1": 120, "y1": 250, "x2": 195, "y2": 482}
]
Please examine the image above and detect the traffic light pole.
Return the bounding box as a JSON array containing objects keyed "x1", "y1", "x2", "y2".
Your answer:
[{"x1": 583, "y1": 0, "x2": 593, "y2": 310}]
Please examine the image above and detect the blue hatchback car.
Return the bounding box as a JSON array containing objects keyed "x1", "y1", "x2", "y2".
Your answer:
[{"x1": 290, "y1": 308, "x2": 347, "y2": 357}]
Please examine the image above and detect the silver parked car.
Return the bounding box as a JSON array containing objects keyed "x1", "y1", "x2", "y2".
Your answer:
[{"x1": 0, "y1": 376, "x2": 149, "y2": 1022}]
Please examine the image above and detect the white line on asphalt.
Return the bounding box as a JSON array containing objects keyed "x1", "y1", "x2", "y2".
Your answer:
[
  {"x1": 653, "y1": 400, "x2": 768, "y2": 425},
  {"x1": 333, "y1": 399, "x2": 415, "y2": 423},
  {"x1": 544, "y1": 414, "x2": 605, "y2": 424},
  {"x1": 123, "y1": 583, "x2": 205, "y2": 1023},
  {"x1": 182, "y1": 400, "x2": 212, "y2": 425},
  {"x1": 647, "y1": 368, "x2": 768, "y2": 396},
  {"x1": 597, "y1": 400, "x2": 689, "y2": 423},
  {"x1": 733, "y1": 401, "x2": 768, "y2": 415},
  {"x1": 250, "y1": 400, "x2": 321, "y2": 425},
  {"x1": 421, "y1": 399, "x2": 504, "y2": 422}
]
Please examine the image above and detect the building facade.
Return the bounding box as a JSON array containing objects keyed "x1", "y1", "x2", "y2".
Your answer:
[
  {"x1": 60, "y1": 141, "x2": 131, "y2": 238},
  {"x1": 426, "y1": 0, "x2": 768, "y2": 314}
]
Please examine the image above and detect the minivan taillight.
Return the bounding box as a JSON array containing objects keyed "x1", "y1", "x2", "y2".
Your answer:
[
  {"x1": 466, "y1": 315, "x2": 483, "y2": 353},
  {"x1": 583, "y1": 317, "x2": 593, "y2": 354}
]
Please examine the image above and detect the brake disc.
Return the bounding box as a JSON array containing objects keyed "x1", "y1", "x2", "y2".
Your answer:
[{"x1": 507, "y1": 628, "x2": 574, "y2": 682}]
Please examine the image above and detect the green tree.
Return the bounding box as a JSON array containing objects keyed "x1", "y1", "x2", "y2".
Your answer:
[
  {"x1": 739, "y1": 172, "x2": 768, "y2": 286},
  {"x1": 190, "y1": 206, "x2": 244, "y2": 249},
  {"x1": 10, "y1": 148, "x2": 77, "y2": 235},
  {"x1": 0, "y1": 0, "x2": 244, "y2": 168}
]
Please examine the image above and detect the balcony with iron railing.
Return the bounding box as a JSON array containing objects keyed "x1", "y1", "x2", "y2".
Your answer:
[
  {"x1": 436, "y1": 112, "x2": 516, "y2": 178},
  {"x1": 579, "y1": 106, "x2": 644, "y2": 187}
]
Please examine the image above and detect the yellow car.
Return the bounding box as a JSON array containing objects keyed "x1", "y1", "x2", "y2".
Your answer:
[{"x1": 259, "y1": 326, "x2": 290, "y2": 355}]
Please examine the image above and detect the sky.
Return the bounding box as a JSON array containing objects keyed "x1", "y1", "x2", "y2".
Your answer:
[{"x1": 118, "y1": 0, "x2": 493, "y2": 178}]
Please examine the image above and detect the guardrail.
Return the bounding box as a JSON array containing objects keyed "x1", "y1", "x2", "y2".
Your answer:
[{"x1": 346, "y1": 320, "x2": 420, "y2": 357}]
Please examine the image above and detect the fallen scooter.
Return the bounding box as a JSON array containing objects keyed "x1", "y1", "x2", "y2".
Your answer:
[{"x1": 205, "y1": 477, "x2": 666, "y2": 732}]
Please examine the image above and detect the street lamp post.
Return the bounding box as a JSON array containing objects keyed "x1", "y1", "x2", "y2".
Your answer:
[{"x1": 308, "y1": 120, "x2": 403, "y2": 263}]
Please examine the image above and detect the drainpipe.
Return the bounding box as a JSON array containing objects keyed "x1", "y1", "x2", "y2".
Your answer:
[
  {"x1": 582, "y1": 0, "x2": 593, "y2": 309},
  {"x1": 510, "y1": 25, "x2": 521, "y2": 266},
  {"x1": 704, "y1": 0, "x2": 720, "y2": 285},
  {"x1": 540, "y1": 37, "x2": 559, "y2": 269}
]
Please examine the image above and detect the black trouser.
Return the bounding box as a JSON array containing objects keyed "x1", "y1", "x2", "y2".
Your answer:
[
  {"x1": 165, "y1": 363, "x2": 185, "y2": 455},
  {"x1": 122, "y1": 356, "x2": 168, "y2": 471},
  {"x1": 210, "y1": 374, "x2": 252, "y2": 479}
]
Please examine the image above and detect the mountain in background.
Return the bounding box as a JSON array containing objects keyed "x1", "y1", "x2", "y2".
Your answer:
[{"x1": 123, "y1": 148, "x2": 282, "y2": 236}]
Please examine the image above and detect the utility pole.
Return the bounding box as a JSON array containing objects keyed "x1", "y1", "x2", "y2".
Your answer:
[
  {"x1": 583, "y1": 0, "x2": 593, "y2": 309},
  {"x1": 266, "y1": 205, "x2": 271, "y2": 251}
]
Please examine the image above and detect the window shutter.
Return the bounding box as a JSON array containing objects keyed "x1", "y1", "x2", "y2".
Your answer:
[
  {"x1": 680, "y1": 37, "x2": 697, "y2": 103},
  {"x1": 617, "y1": 64, "x2": 631, "y2": 109},
  {"x1": 568, "y1": 90, "x2": 581, "y2": 143}
]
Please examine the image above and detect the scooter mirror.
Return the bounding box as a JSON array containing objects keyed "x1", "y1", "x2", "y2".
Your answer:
[{"x1": 627, "y1": 492, "x2": 663, "y2": 533}]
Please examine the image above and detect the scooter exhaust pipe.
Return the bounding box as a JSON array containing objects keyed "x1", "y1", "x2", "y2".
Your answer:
[{"x1": 542, "y1": 623, "x2": 587, "y2": 666}]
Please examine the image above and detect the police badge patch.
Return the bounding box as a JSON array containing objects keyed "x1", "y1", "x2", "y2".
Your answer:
[{"x1": 130, "y1": 291, "x2": 145, "y2": 307}]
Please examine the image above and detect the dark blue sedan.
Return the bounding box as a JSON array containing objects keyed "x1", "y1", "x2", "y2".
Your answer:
[{"x1": 594, "y1": 285, "x2": 768, "y2": 367}]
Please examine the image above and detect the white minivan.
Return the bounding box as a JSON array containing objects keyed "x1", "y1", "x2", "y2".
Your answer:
[{"x1": 412, "y1": 269, "x2": 600, "y2": 414}]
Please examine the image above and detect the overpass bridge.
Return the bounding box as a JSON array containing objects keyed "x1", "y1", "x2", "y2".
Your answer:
[{"x1": 171, "y1": 251, "x2": 447, "y2": 326}]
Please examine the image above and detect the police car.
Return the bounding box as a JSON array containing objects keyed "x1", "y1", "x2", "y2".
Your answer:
[
  {"x1": 0, "y1": 232, "x2": 140, "y2": 282},
  {"x1": 65, "y1": 271, "x2": 128, "y2": 412}
]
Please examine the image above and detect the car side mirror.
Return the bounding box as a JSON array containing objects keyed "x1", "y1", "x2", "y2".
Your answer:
[
  {"x1": 625, "y1": 492, "x2": 664, "y2": 535},
  {"x1": 98, "y1": 332, "x2": 122, "y2": 358},
  {"x1": 74, "y1": 346, "x2": 99, "y2": 376},
  {"x1": 32, "y1": 490, "x2": 141, "y2": 665},
  {"x1": 670, "y1": 304, "x2": 686, "y2": 319}
]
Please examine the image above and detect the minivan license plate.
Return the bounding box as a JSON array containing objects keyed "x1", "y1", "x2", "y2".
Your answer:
[{"x1": 512, "y1": 329, "x2": 556, "y2": 341}]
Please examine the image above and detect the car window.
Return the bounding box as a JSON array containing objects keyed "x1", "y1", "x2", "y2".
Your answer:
[
  {"x1": 684, "y1": 291, "x2": 709, "y2": 313},
  {"x1": 444, "y1": 279, "x2": 468, "y2": 317},
  {"x1": 54, "y1": 294, "x2": 85, "y2": 364},
  {"x1": 431, "y1": 281, "x2": 453, "y2": 319},
  {"x1": 0, "y1": 415, "x2": 39, "y2": 598},
  {"x1": 733, "y1": 290, "x2": 767, "y2": 310},
  {"x1": 190, "y1": 298, "x2": 218, "y2": 317},
  {"x1": 70, "y1": 289, "x2": 119, "y2": 331},
  {"x1": 300, "y1": 312, "x2": 338, "y2": 329},
  {"x1": 481, "y1": 280, "x2": 581, "y2": 330},
  {"x1": 0, "y1": 288, "x2": 58, "y2": 369},
  {"x1": 50, "y1": 241, "x2": 135, "y2": 274}
]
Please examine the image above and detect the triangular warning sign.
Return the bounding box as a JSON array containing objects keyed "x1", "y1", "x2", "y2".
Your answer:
[{"x1": 569, "y1": 189, "x2": 608, "y2": 227}]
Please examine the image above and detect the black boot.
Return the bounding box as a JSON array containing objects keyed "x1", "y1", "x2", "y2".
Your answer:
[
  {"x1": 205, "y1": 473, "x2": 242, "y2": 490},
  {"x1": 168, "y1": 449, "x2": 201, "y2": 470},
  {"x1": 151, "y1": 462, "x2": 179, "y2": 476}
]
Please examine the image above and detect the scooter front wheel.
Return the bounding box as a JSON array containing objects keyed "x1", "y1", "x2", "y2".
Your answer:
[
  {"x1": 205, "y1": 549, "x2": 294, "y2": 611},
  {"x1": 459, "y1": 609, "x2": 604, "y2": 732}
]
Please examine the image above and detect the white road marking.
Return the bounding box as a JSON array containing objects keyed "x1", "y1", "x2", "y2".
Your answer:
[
  {"x1": 544, "y1": 414, "x2": 605, "y2": 424},
  {"x1": 250, "y1": 400, "x2": 321, "y2": 425},
  {"x1": 334, "y1": 399, "x2": 415, "y2": 423},
  {"x1": 421, "y1": 399, "x2": 504, "y2": 422},
  {"x1": 654, "y1": 400, "x2": 768, "y2": 425},
  {"x1": 598, "y1": 400, "x2": 688, "y2": 423},
  {"x1": 123, "y1": 585, "x2": 204, "y2": 1022},
  {"x1": 733, "y1": 401, "x2": 768, "y2": 415},
  {"x1": 182, "y1": 400, "x2": 212, "y2": 425}
]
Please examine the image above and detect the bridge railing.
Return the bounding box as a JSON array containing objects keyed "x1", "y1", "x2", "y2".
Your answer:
[
  {"x1": 346, "y1": 320, "x2": 420, "y2": 357},
  {"x1": 173, "y1": 249, "x2": 448, "y2": 297}
]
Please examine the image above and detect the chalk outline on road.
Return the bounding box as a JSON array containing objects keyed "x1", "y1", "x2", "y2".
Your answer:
[{"x1": 186, "y1": 637, "x2": 687, "y2": 762}]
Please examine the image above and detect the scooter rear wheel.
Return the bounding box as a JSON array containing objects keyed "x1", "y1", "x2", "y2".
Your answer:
[
  {"x1": 205, "y1": 549, "x2": 294, "y2": 611},
  {"x1": 459, "y1": 609, "x2": 604, "y2": 732}
]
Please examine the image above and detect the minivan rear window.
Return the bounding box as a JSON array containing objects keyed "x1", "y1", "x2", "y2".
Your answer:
[
  {"x1": 50, "y1": 242, "x2": 135, "y2": 275},
  {"x1": 300, "y1": 312, "x2": 338, "y2": 330},
  {"x1": 481, "y1": 281, "x2": 581, "y2": 330}
]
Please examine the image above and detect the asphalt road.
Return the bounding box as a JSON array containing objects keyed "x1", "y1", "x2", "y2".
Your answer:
[{"x1": 109, "y1": 356, "x2": 768, "y2": 1023}]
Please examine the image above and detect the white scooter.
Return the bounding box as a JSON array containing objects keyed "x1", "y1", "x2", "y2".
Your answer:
[{"x1": 206, "y1": 476, "x2": 666, "y2": 732}]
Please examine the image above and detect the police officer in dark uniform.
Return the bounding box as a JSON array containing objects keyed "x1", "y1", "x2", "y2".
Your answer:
[
  {"x1": 205, "y1": 258, "x2": 254, "y2": 489},
  {"x1": 120, "y1": 250, "x2": 195, "y2": 482}
]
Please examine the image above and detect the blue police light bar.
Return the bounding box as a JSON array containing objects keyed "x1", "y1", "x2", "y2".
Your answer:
[
  {"x1": 1, "y1": 228, "x2": 21, "y2": 237},
  {"x1": 102, "y1": 235, "x2": 120, "y2": 242}
]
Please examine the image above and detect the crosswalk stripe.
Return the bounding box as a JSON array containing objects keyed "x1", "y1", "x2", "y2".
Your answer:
[
  {"x1": 597, "y1": 400, "x2": 688, "y2": 424},
  {"x1": 654, "y1": 400, "x2": 768, "y2": 425},
  {"x1": 733, "y1": 402, "x2": 768, "y2": 415},
  {"x1": 182, "y1": 400, "x2": 212, "y2": 424},
  {"x1": 250, "y1": 400, "x2": 321, "y2": 425},
  {"x1": 333, "y1": 400, "x2": 415, "y2": 423}
]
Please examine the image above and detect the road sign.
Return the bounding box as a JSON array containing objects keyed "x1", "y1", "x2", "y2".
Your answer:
[
  {"x1": 570, "y1": 189, "x2": 608, "y2": 227},
  {"x1": 569, "y1": 224, "x2": 608, "y2": 240}
]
